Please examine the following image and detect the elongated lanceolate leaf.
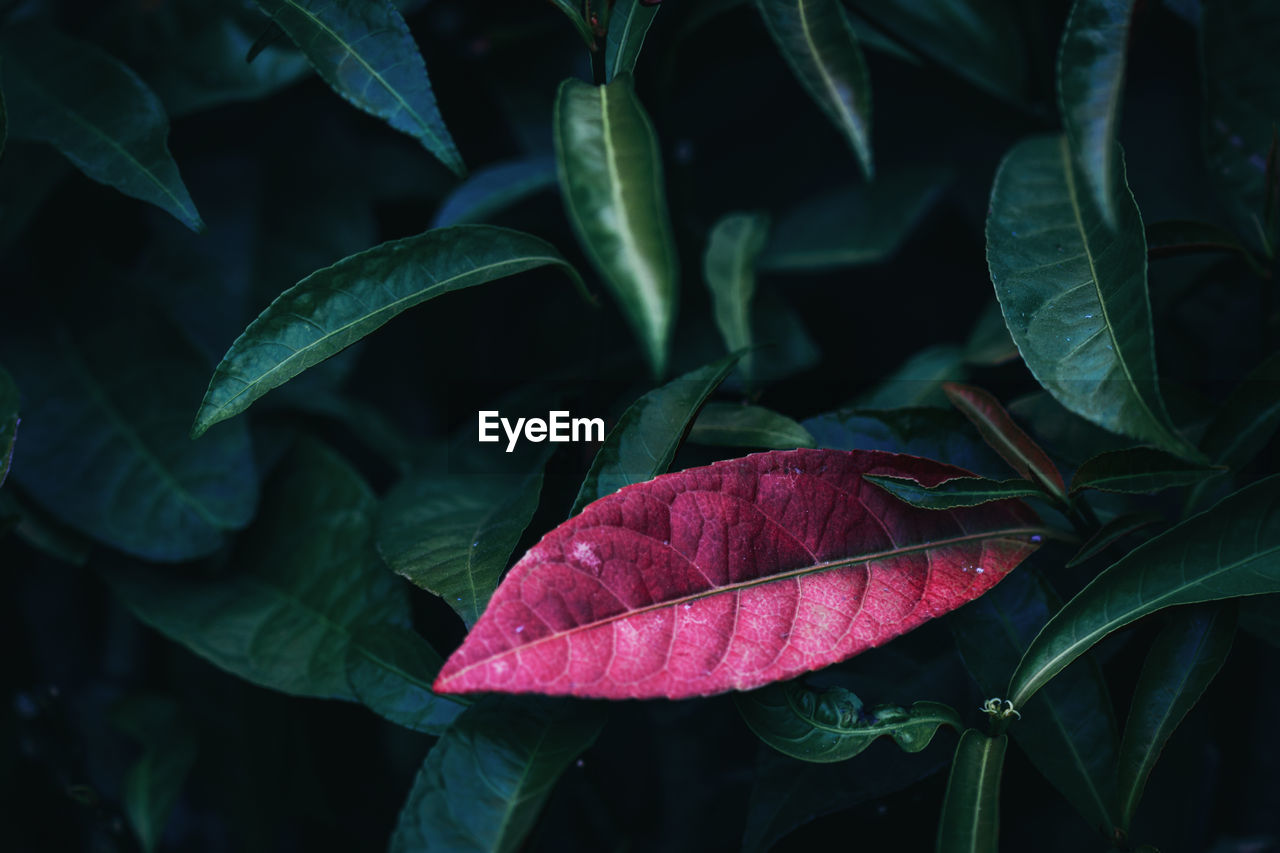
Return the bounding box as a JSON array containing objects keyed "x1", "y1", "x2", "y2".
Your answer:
[
  {"x1": 105, "y1": 441, "x2": 411, "y2": 700},
  {"x1": 389, "y1": 698, "x2": 603, "y2": 853},
  {"x1": 704, "y1": 212, "x2": 770, "y2": 381},
  {"x1": 936, "y1": 730, "x2": 1006, "y2": 853},
  {"x1": 606, "y1": 0, "x2": 662, "y2": 81},
  {"x1": 867, "y1": 474, "x2": 1046, "y2": 510},
  {"x1": 689, "y1": 402, "x2": 816, "y2": 450},
  {"x1": 943, "y1": 382, "x2": 1067, "y2": 501},
  {"x1": 192, "y1": 225, "x2": 583, "y2": 437},
  {"x1": 1008, "y1": 474, "x2": 1280, "y2": 708},
  {"x1": 737, "y1": 680, "x2": 960, "y2": 762},
  {"x1": 376, "y1": 460, "x2": 547, "y2": 626},
  {"x1": 430, "y1": 155, "x2": 557, "y2": 228},
  {"x1": 987, "y1": 135, "x2": 1201, "y2": 461},
  {"x1": 756, "y1": 0, "x2": 873, "y2": 178},
  {"x1": 1066, "y1": 511, "x2": 1163, "y2": 567},
  {"x1": 254, "y1": 0, "x2": 463, "y2": 175},
  {"x1": 436, "y1": 449, "x2": 1043, "y2": 700},
  {"x1": 0, "y1": 27, "x2": 202, "y2": 231},
  {"x1": 570, "y1": 354, "x2": 739, "y2": 515},
  {"x1": 555, "y1": 75, "x2": 678, "y2": 377},
  {"x1": 1070, "y1": 447, "x2": 1223, "y2": 494},
  {"x1": 345, "y1": 624, "x2": 467, "y2": 735},
  {"x1": 0, "y1": 366, "x2": 17, "y2": 489},
  {"x1": 1116, "y1": 604, "x2": 1235, "y2": 830},
  {"x1": 1058, "y1": 0, "x2": 1136, "y2": 229}
]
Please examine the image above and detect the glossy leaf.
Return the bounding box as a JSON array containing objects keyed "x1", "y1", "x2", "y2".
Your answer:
[
  {"x1": 1065, "y1": 511, "x2": 1163, "y2": 567},
  {"x1": 104, "y1": 441, "x2": 411, "y2": 700},
  {"x1": 376, "y1": 459, "x2": 547, "y2": 626},
  {"x1": 952, "y1": 568, "x2": 1119, "y2": 834},
  {"x1": 1058, "y1": 0, "x2": 1136, "y2": 228},
  {"x1": 964, "y1": 301, "x2": 1019, "y2": 367},
  {"x1": 113, "y1": 696, "x2": 198, "y2": 853},
  {"x1": 192, "y1": 225, "x2": 583, "y2": 437},
  {"x1": 859, "y1": 345, "x2": 966, "y2": 410},
  {"x1": 759, "y1": 168, "x2": 946, "y2": 272},
  {"x1": 345, "y1": 624, "x2": 467, "y2": 735},
  {"x1": 1117, "y1": 604, "x2": 1235, "y2": 830},
  {"x1": 1008, "y1": 474, "x2": 1280, "y2": 708},
  {"x1": 254, "y1": 0, "x2": 463, "y2": 175},
  {"x1": 570, "y1": 354, "x2": 739, "y2": 515},
  {"x1": 1070, "y1": 447, "x2": 1224, "y2": 494},
  {"x1": 688, "y1": 402, "x2": 817, "y2": 450},
  {"x1": 555, "y1": 75, "x2": 678, "y2": 377},
  {"x1": 867, "y1": 474, "x2": 1045, "y2": 510},
  {"x1": 987, "y1": 135, "x2": 1201, "y2": 461},
  {"x1": 0, "y1": 26, "x2": 202, "y2": 231},
  {"x1": 436, "y1": 448, "x2": 1043, "y2": 699},
  {"x1": 737, "y1": 679, "x2": 960, "y2": 762},
  {"x1": 756, "y1": 0, "x2": 874, "y2": 178},
  {"x1": 935, "y1": 730, "x2": 1007, "y2": 853},
  {"x1": 704, "y1": 211, "x2": 770, "y2": 381},
  {"x1": 943, "y1": 382, "x2": 1067, "y2": 501},
  {"x1": 606, "y1": 0, "x2": 662, "y2": 81},
  {"x1": 430, "y1": 155, "x2": 557, "y2": 228},
  {"x1": 803, "y1": 407, "x2": 1009, "y2": 480},
  {"x1": 0, "y1": 366, "x2": 16, "y2": 490},
  {"x1": 389, "y1": 697, "x2": 603, "y2": 853}
]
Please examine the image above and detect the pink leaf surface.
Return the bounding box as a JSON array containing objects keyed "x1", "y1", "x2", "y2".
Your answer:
[{"x1": 434, "y1": 449, "x2": 1044, "y2": 700}]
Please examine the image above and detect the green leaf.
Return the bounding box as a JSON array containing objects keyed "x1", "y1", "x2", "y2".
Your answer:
[
  {"x1": 756, "y1": 0, "x2": 874, "y2": 178},
  {"x1": 389, "y1": 697, "x2": 604, "y2": 853},
  {"x1": 0, "y1": 366, "x2": 17, "y2": 490},
  {"x1": 431, "y1": 155, "x2": 557, "y2": 228},
  {"x1": 703, "y1": 211, "x2": 771, "y2": 381},
  {"x1": 192, "y1": 225, "x2": 584, "y2": 437},
  {"x1": 104, "y1": 441, "x2": 411, "y2": 700},
  {"x1": 253, "y1": 0, "x2": 464, "y2": 175},
  {"x1": 0, "y1": 310, "x2": 256, "y2": 562},
  {"x1": 935, "y1": 730, "x2": 1007, "y2": 853},
  {"x1": 951, "y1": 569, "x2": 1120, "y2": 832},
  {"x1": 802, "y1": 407, "x2": 1009, "y2": 479},
  {"x1": 1116, "y1": 604, "x2": 1235, "y2": 830},
  {"x1": 987, "y1": 134, "x2": 1202, "y2": 461},
  {"x1": 964, "y1": 301, "x2": 1019, "y2": 367},
  {"x1": 345, "y1": 624, "x2": 467, "y2": 735},
  {"x1": 736, "y1": 680, "x2": 960, "y2": 763},
  {"x1": 866, "y1": 474, "x2": 1045, "y2": 510},
  {"x1": 1008, "y1": 474, "x2": 1280, "y2": 709},
  {"x1": 555, "y1": 74, "x2": 679, "y2": 377},
  {"x1": 943, "y1": 382, "x2": 1068, "y2": 502},
  {"x1": 687, "y1": 402, "x2": 816, "y2": 449},
  {"x1": 570, "y1": 354, "x2": 739, "y2": 514},
  {"x1": 1147, "y1": 219, "x2": 1265, "y2": 272},
  {"x1": 857, "y1": 345, "x2": 966, "y2": 409},
  {"x1": 112, "y1": 695, "x2": 198, "y2": 853},
  {"x1": 1007, "y1": 390, "x2": 1132, "y2": 468},
  {"x1": 1058, "y1": 0, "x2": 1136, "y2": 229},
  {"x1": 759, "y1": 168, "x2": 946, "y2": 272},
  {"x1": 1065, "y1": 511, "x2": 1163, "y2": 567},
  {"x1": 606, "y1": 0, "x2": 663, "y2": 81},
  {"x1": 1070, "y1": 447, "x2": 1224, "y2": 494},
  {"x1": 0, "y1": 26, "x2": 202, "y2": 231},
  {"x1": 376, "y1": 458, "x2": 547, "y2": 626}
]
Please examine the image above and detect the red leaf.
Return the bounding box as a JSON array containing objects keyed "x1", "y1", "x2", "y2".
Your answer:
[
  {"x1": 942, "y1": 382, "x2": 1067, "y2": 501},
  {"x1": 434, "y1": 449, "x2": 1043, "y2": 700}
]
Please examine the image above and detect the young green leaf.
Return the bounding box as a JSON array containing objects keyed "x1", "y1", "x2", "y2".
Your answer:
[
  {"x1": 1070, "y1": 447, "x2": 1224, "y2": 494},
  {"x1": 1065, "y1": 511, "x2": 1163, "y2": 567},
  {"x1": 936, "y1": 730, "x2": 1007, "y2": 853},
  {"x1": 0, "y1": 26, "x2": 202, "y2": 231},
  {"x1": 858, "y1": 345, "x2": 967, "y2": 409},
  {"x1": 942, "y1": 382, "x2": 1068, "y2": 502},
  {"x1": 867, "y1": 474, "x2": 1045, "y2": 510},
  {"x1": 987, "y1": 135, "x2": 1202, "y2": 461},
  {"x1": 376, "y1": 459, "x2": 547, "y2": 627},
  {"x1": 704, "y1": 211, "x2": 771, "y2": 381},
  {"x1": 430, "y1": 155, "x2": 557, "y2": 228},
  {"x1": 253, "y1": 0, "x2": 464, "y2": 175},
  {"x1": 606, "y1": 0, "x2": 663, "y2": 81},
  {"x1": 755, "y1": 0, "x2": 874, "y2": 178},
  {"x1": 112, "y1": 696, "x2": 198, "y2": 853},
  {"x1": 1058, "y1": 0, "x2": 1136, "y2": 229},
  {"x1": 555, "y1": 75, "x2": 679, "y2": 377},
  {"x1": 344, "y1": 624, "x2": 467, "y2": 735},
  {"x1": 736, "y1": 680, "x2": 960, "y2": 763},
  {"x1": 389, "y1": 697, "x2": 604, "y2": 853},
  {"x1": 104, "y1": 441, "x2": 411, "y2": 700},
  {"x1": 688, "y1": 402, "x2": 817, "y2": 449},
  {"x1": 570, "y1": 353, "x2": 739, "y2": 514},
  {"x1": 0, "y1": 366, "x2": 17, "y2": 489},
  {"x1": 1116, "y1": 604, "x2": 1235, "y2": 830},
  {"x1": 192, "y1": 225, "x2": 584, "y2": 437},
  {"x1": 1008, "y1": 474, "x2": 1280, "y2": 709}
]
